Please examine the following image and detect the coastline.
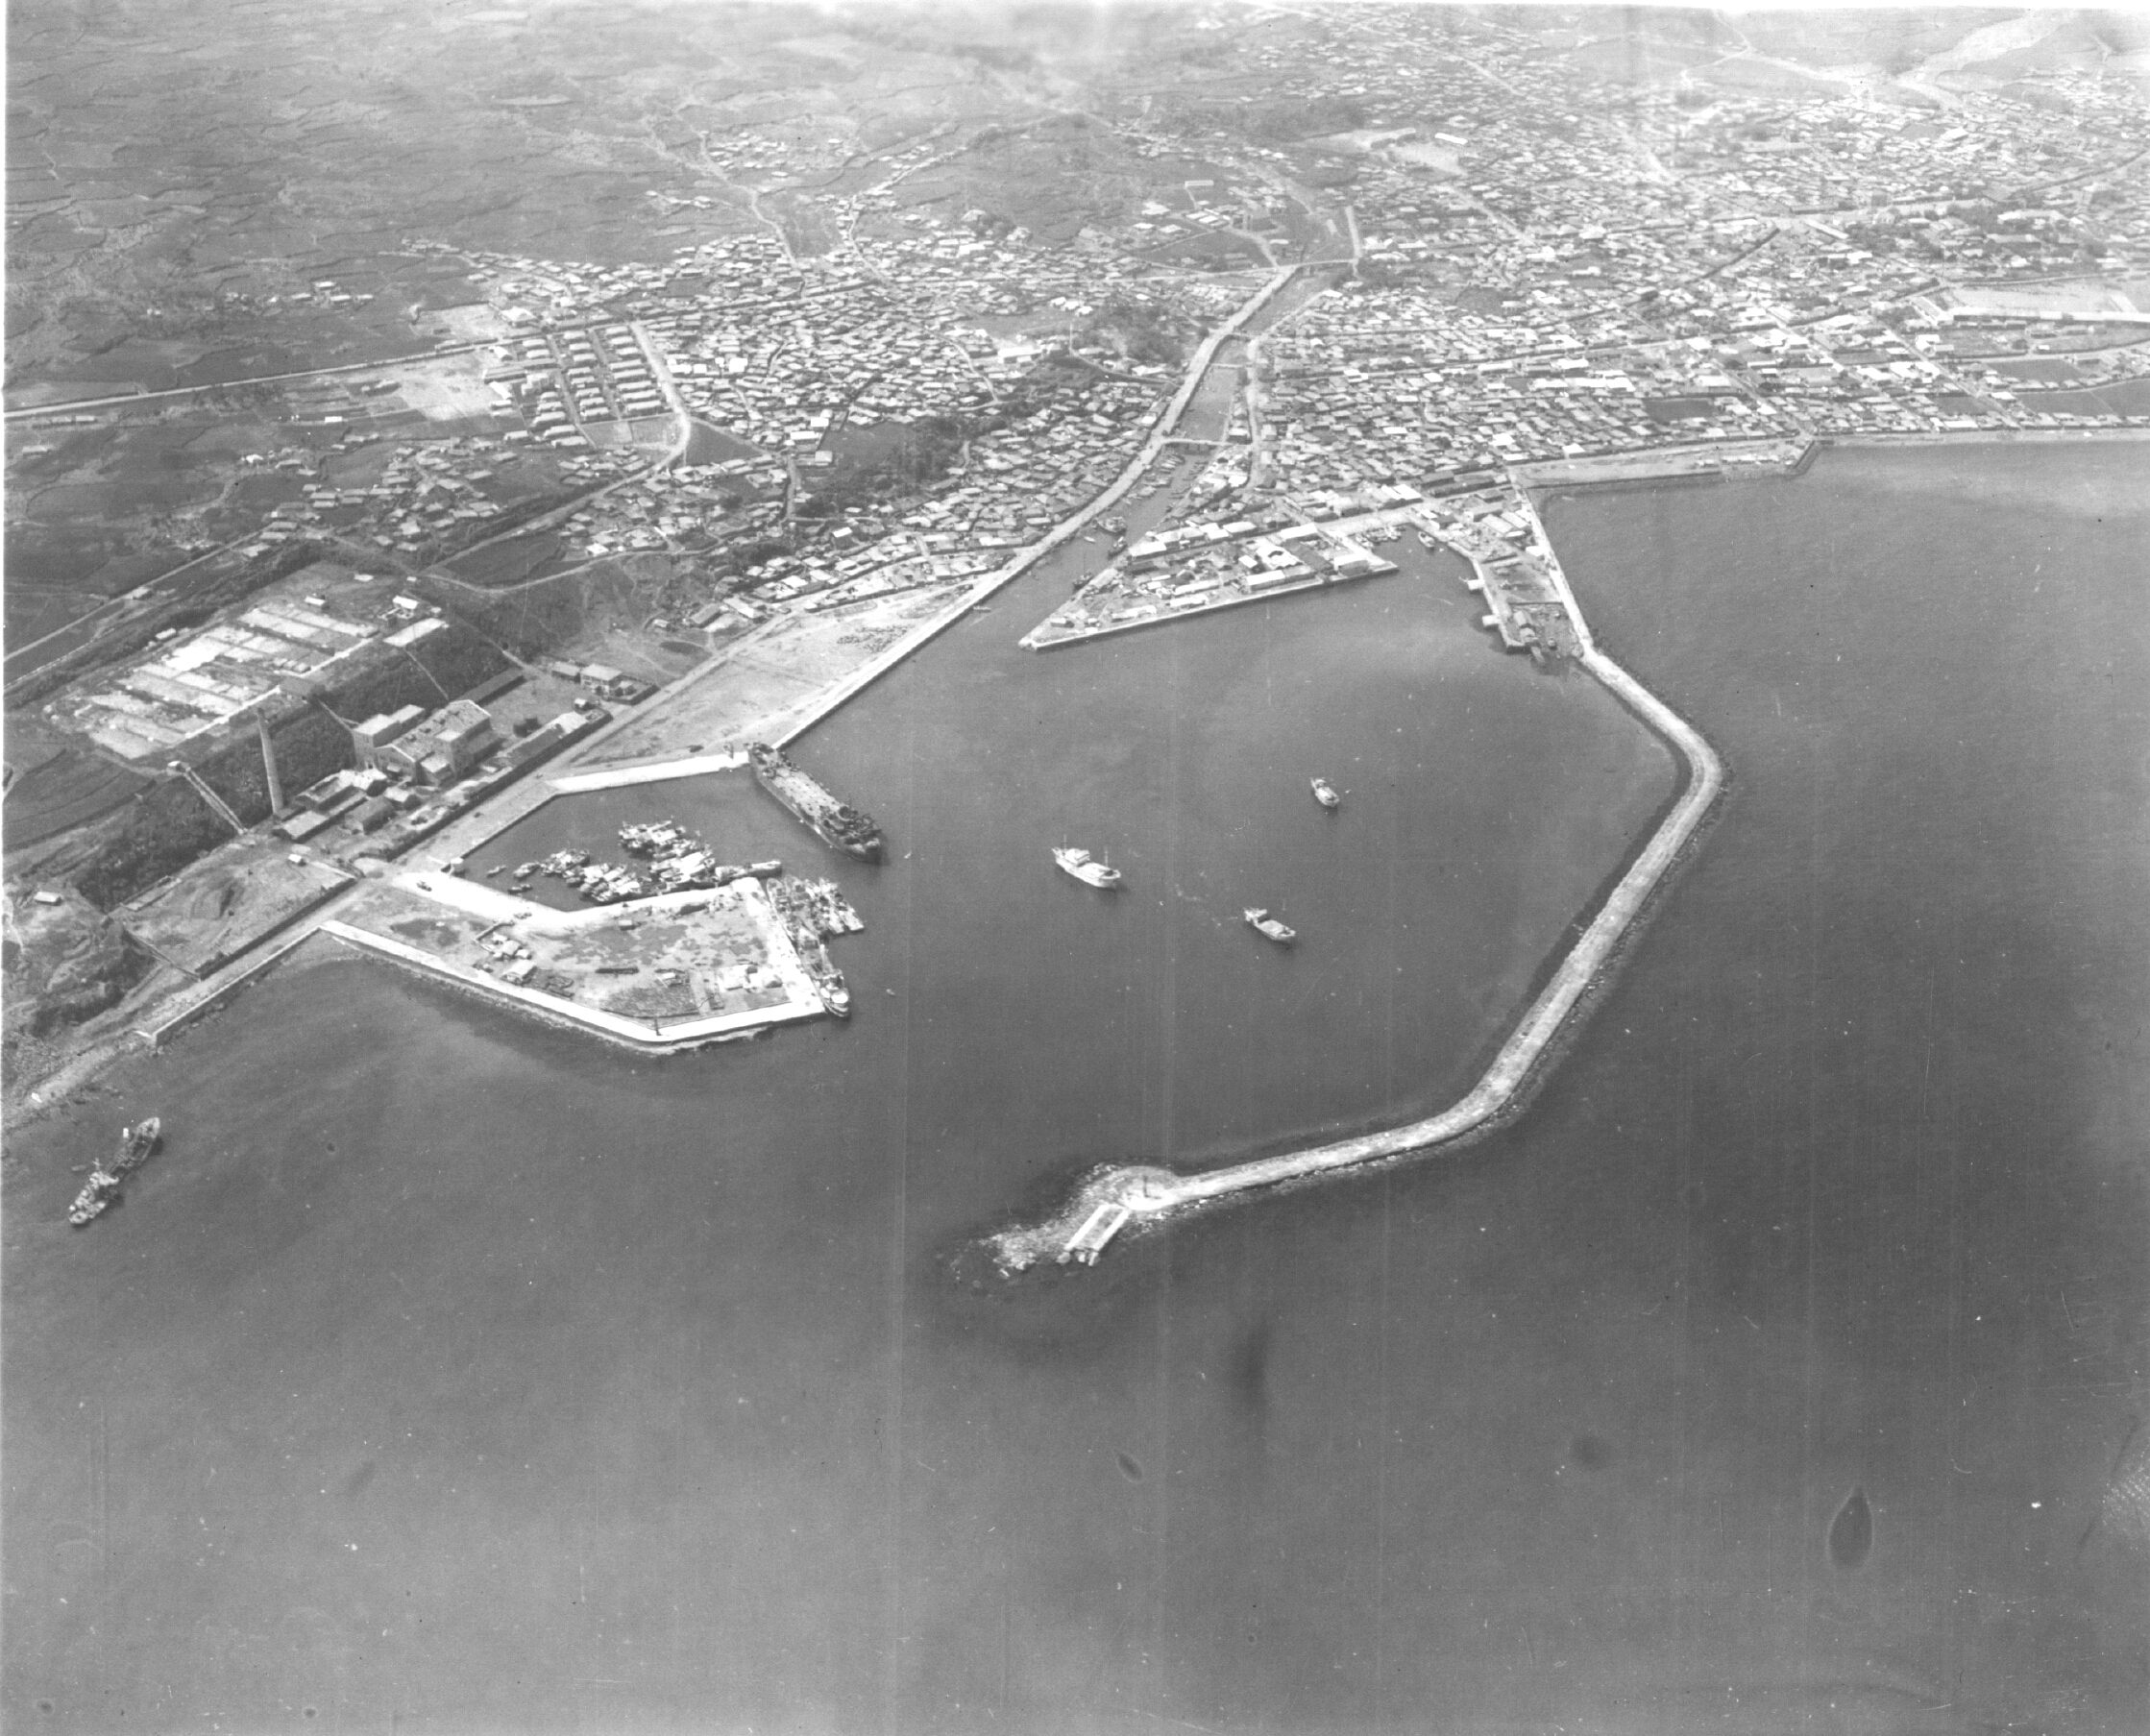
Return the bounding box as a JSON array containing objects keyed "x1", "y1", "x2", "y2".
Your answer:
[
  {"x1": 4, "y1": 269, "x2": 1323, "y2": 1110},
  {"x1": 12, "y1": 418, "x2": 2134, "y2": 1140}
]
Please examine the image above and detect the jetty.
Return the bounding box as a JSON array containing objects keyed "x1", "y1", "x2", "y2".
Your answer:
[{"x1": 989, "y1": 485, "x2": 1726, "y2": 1272}]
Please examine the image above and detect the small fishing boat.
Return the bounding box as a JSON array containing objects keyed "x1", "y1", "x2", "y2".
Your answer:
[
  {"x1": 1244, "y1": 908, "x2": 1296, "y2": 945},
  {"x1": 1053, "y1": 846, "x2": 1124, "y2": 891}
]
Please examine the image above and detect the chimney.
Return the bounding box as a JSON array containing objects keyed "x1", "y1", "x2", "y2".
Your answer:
[{"x1": 257, "y1": 712, "x2": 287, "y2": 818}]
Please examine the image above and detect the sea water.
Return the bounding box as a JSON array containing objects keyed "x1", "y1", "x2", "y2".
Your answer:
[{"x1": 6, "y1": 442, "x2": 2144, "y2": 1733}]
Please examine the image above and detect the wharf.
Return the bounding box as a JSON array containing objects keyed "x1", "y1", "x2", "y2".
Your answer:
[{"x1": 1019, "y1": 558, "x2": 1396, "y2": 651}]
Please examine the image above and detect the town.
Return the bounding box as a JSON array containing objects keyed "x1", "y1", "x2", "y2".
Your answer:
[{"x1": 8, "y1": 2, "x2": 2147, "y2": 1088}]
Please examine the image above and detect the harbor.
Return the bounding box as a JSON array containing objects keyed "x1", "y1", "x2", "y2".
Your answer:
[
  {"x1": 11, "y1": 434, "x2": 2134, "y2": 1736},
  {"x1": 991, "y1": 485, "x2": 1725, "y2": 1270}
]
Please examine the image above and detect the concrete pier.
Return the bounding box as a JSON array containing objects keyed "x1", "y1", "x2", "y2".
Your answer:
[{"x1": 550, "y1": 750, "x2": 746, "y2": 793}]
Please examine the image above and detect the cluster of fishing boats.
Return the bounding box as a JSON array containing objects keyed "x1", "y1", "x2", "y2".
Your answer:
[
  {"x1": 66, "y1": 1118, "x2": 160, "y2": 1228},
  {"x1": 1053, "y1": 775, "x2": 1343, "y2": 947},
  {"x1": 491, "y1": 812, "x2": 867, "y2": 1023},
  {"x1": 766, "y1": 874, "x2": 865, "y2": 941},
  {"x1": 501, "y1": 824, "x2": 782, "y2": 903}
]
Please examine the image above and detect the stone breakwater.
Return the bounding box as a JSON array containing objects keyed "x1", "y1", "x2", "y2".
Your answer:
[{"x1": 988, "y1": 515, "x2": 1725, "y2": 1274}]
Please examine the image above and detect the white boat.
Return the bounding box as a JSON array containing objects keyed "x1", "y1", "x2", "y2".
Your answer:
[
  {"x1": 1053, "y1": 846, "x2": 1123, "y2": 891},
  {"x1": 1310, "y1": 777, "x2": 1341, "y2": 811},
  {"x1": 68, "y1": 1169, "x2": 120, "y2": 1228},
  {"x1": 1244, "y1": 908, "x2": 1296, "y2": 945}
]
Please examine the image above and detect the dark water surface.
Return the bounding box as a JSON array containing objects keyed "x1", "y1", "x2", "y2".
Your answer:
[{"x1": 6, "y1": 443, "x2": 2146, "y2": 1734}]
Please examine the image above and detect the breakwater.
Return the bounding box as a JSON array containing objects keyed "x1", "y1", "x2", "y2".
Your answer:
[{"x1": 989, "y1": 509, "x2": 1726, "y2": 1271}]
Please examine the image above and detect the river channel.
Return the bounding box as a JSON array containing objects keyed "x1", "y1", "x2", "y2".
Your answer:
[{"x1": 6, "y1": 420, "x2": 2145, "y2": 1730}]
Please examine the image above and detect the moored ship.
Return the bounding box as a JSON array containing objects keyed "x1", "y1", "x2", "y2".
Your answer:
[
  {"x1": 68, "y1": 1118, "x2": 161, "y2": 1227},
  {"x1": 1052, "y1": 846, "x2": 1123, "y2": 891},
  {"x1": 748, "y1": 743, "x2": 886, "y2": 864},
  {"x1": 115, "y1": 1116, "x2": 160, "y2": 1175},
  {"x1": 1243, "y1": 908, "x2": 1297, "y2": 945}
]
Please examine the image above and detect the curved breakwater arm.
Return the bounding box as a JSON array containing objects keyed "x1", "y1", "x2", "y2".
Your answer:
[
  {"x1": 1125, "y1": 644, "x2": 1722, "y2": 1215},
  {"x1": 994, "y1": 544, "x2": 1725, "y2": 1269}
]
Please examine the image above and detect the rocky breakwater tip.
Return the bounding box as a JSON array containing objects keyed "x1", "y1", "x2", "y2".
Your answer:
[{"x1": 984, "y1": 1164, "x2": 1182, "y2": 1276}]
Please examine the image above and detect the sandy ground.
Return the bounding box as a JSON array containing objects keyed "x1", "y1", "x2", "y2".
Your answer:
[
  {"x1": 120, "y1": 837, "x2": 352, "y2": 973},
  {"x1": 581, "y1": 581, "x2": 969, "y2": 765}
]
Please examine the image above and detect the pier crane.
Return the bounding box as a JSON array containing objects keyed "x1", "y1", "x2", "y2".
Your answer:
[{"x1": 166, "y1": 760, "x2": 246, "y2": 836}]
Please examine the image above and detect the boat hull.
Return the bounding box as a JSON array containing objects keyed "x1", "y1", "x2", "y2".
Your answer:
[
  {"x1": 1053, "y1": 848, "x2": 1122, "y2": 891},
  {"x1": 749, "y1": 744, "x2": 886, "y2": 864}
]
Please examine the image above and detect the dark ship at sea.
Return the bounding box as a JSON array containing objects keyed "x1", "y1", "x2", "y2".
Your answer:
[
  {"x1": 67, "y1": 1117, "x2": 161, "y2": 1228},
  {"x1": 748, "y1": 743, "x2": 887, "y2": 864}
]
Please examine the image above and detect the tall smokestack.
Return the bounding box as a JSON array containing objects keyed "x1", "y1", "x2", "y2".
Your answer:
[{"x1": 257, "y1": 712, "x2": 286, "y2": 818}]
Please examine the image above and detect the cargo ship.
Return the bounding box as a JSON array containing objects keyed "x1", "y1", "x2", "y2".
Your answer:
[
  {"x1": 1310, "y1": 777, "x2": 1341, "y2": 811},
  {"x1": 1052, "y1": 846, "x2": 1123, "y2": 891},
  {"x1": 114, "y1": 1116, "x2": 161, "y2": 1176},
  {"x1": 749, "y1": 744, "x2": 886, "y2": 864},
  {"x1": 1243, "y1": 908, "x2": 1297, "y2": 945},
  {"x1": 68, "y1": 1118, "x2": 160, "y2": 1227}
]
